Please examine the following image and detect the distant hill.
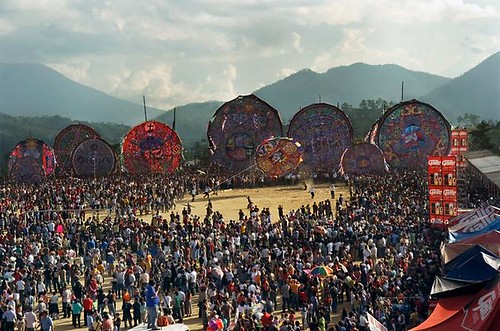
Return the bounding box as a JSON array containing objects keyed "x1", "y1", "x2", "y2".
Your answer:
[
  {"x1": 420, "y1": 51, "x2": 500, "y2": 122},
  {"x1": 154, "y1": 101, "x2": 223, "y2": 146},
  {"x1": 154, "y1": 63, "x2": 452, "y2": 144},
  {"x1": 1, "y1": 55, "x2": 498, "y2": 154},
  {"x1": 0, "y1": 63, "x2": 164, "y2": 125},
  {"x1": 254, "y1": 63, "x2": 451, "y2": 122}
]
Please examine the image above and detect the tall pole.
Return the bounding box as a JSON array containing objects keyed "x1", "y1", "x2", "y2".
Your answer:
[
  {"x1": 173, "y1": 107, "x2": 176, "y2": 130},
  {"x1": 143, "y1": 95, "x2": 148, "y2": 122},
  {"x1": 401, "y1": 81, "x2": 404, "y2": 102}
]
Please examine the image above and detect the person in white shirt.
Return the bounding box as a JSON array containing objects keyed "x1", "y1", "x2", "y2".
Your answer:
[
  {"x1": 24, "y1": 308, "x2": 38, "y2": 331},
  {"x1": 140, "y1": 272, "x2": 150, "y2": 289},
  {"x1": 37, "y1": 281, "x2": 46, "y2": 296},
  {"x1": 163, "y1": 292, "x2": 172, "y2": 309},
  {"x1": 62, "y1": 287, "x2": 72, "y2": 318},
  {"x1": 15, "y1": 278, "x2": 26, "y2": 300}
]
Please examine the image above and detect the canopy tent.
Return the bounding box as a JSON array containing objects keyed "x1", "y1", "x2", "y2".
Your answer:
[
  {"x1": 441, "y1": 230, "x2": 500, "y2": 263},
  {"x1": 443, "y1": 245, "x2": 499, "y2": 282},
  {"x1": 411, "y1": 275, "x2": 500, "y2": 331},
  {"x1": 430, "y1": 276, "x2": 487, "y2": 297},
  {"x1": 448, "y1": 205, "x2": 500, "y2": 231},
  {"x1": 448, "y1": 218, "x2": 500, "y2": 242},
  {"x1": 410, "y1": 294, "x2": 474, "y2": 331}
]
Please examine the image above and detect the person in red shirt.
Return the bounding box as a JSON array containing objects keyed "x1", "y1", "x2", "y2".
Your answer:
[
  {"x1": 82, "y1": 294, "x2": 93, "y2": 326},
  {"x1": 261, "y1": 311, "x2": 273, "y2": 328}
]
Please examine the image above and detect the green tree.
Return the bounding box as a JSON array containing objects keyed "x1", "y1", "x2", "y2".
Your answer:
[
  {"x1": 359, "y1": 100, "x2": 368, "y2": 110},
  {"x1": 457, "y1": 113, "x2": 480, "y2": 127}
]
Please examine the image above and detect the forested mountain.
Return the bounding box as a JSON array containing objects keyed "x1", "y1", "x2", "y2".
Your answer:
[
  {"x1": 0, "y1": 63, "x2": 163, "y2": 124},
  {"x1": 420, "y1": 51, "x2": 500, "y2": 121}
]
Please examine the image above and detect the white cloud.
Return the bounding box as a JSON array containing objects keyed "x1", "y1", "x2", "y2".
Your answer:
[
  {"x1": 0, "y1": 0, "x2": 498, "y2": 107},
  {"x1": 278, "y1": 68, "x2": 296, "y2": 79},
  {"x1": 0, "y1": 19, "x2": 14, "y2": 35},
  {"x1": 195, "y1": 64, "x2": 238, "y2": 102},
  {"x1": 291, "y1": 32, "x2": 303, "y2": 53}
]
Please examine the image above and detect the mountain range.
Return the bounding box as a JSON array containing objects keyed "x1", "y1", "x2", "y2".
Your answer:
[
  {"x1": 0, "y1": 63, "x2": 163, "y2": 124},
  {"x1": 0, "y1": 51, "x2": 499, "y2": 151}
]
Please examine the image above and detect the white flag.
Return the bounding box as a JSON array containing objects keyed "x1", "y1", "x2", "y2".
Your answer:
[{"x1": 367, "y1": 312, "x2": 388, "y2": 331}]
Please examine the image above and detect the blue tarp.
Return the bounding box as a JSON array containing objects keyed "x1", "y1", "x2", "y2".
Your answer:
[
  {"x1": 443, "y1": 245, "x2": 499, "y2": 282},
  {"x1": 448, "y1": 217, "x2": 500, "y2": 242}
]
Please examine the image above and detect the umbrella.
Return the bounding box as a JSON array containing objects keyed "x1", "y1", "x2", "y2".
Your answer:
[{"x1": 310, "y1": 265, "x2": 334, "y2": 277}]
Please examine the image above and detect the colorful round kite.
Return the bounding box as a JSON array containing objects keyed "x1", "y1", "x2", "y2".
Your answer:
[
  {"x1": 8, "y1": 138, "x2": 56, "y2": 183},
  {"x1": 72, "y1": 138, "x2": 116, "y2": 178},
  {"x1": 375, "y1": 100, "x2": 451, "y2": 169},
  {"x1": 54, "y1": 124, "x2": 100, "y2": 174},
  {"x1": 122, "y1": 121, "x2": 182, "y2": 174},
  {"x1": 340, "y1": 142, "x2": 387, "y2": 176},
  {"x1": 365, "y1": 120, "x2": 379, "y2": 144},
  {"x1": 207, "y1": 94, "x2": 283, "y2": 171},
  {"x1": 255, "y1": 137, "x2": 303, "y2": 178},
  {"x1": 287, "y1": 103, "x2": 353, "y2": 172}
]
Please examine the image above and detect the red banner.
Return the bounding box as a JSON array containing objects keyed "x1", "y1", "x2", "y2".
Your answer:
[
  {"x1": 428, "y1": 156, "x2": 442, "y2": 186},
  {"x1": 443, "y1": 187, "x2": 457, "y2": 201},
  {"x1": 441, "y1": 156, "x2": 456, "y2": 172},
  {"x1": 429, "y1": 187, "x2": 443, "y2": 201},
  {"x1": 450, "y1": 129, "x2": 468, "y2": 167},
  {"x1": 428, "y1": 155, "x2": 458, "y2": 229},
  {"x1": 459, "y1": 129, "x2": 468, "y2": 147},
  {"x1": 443, "y1": 200, "x2": 457, "y2": 217}
]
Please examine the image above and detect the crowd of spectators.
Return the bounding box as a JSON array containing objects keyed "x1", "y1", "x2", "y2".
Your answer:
[{"x1": 0, "y1": 167, "x2": 491, "y2": 331}]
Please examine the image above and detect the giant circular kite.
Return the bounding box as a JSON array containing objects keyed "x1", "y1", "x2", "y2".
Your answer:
[
  {"x1": 374, "y1": 100, "x2": 451, "y2": 169},
  {"x1": 8, "y1": 138, "x2": 56, "y2": 183},
  {"x1": 287, "y1": 103, "x2": 353, "y2": 172},
  {"x1": 72, "y1": 138, "x2": 116, "y2": 178},
  {"x1": 340, "y1": 142, "x2": 387, "y2": 176},
  {"x1": 365, "y1": 120, "x2": 379, "y2": 144},
  {"x1": 122, "y1": 121, "x2": 182, "y2": 174},
  {"x1": 54, "y1": 124, "x2": 101, "y2": 174},
  {"x1": 255, "y1": 137, "x2": 303, "y2": 178},
  {"x1": 207, "y1": 94, "x2": 283, "y2": 171}
]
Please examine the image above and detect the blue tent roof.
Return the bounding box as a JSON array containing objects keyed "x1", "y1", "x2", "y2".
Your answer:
[
  {"x1": 443, "y1": 244, "x2": 499, "y2": 282},
  {"x1": 448, "y1": 217, "x2": 500, "y2": 242}
]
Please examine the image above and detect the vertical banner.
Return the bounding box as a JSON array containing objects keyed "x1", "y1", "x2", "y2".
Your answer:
[
  {"x1": 428, "y1": 156, "x2": 444, "y2": 228},
  {"x1": 442, "y1": 156, "x2": 458, "y2": 222},
  {"x1": 441, "y1": 156, "x2": 457, "y2": 187},
  {"x1": 449, "y1": 129, "x2": 468, "y2": 167},
  {"x1": 428, "y1": 156, "x2": 458, "y2": 228}
]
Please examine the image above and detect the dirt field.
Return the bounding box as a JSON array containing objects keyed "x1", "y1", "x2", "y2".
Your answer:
[
  {"x1": 179, "y1": 182, "x2": 347, "y2": 221},
  {"x1": 51, "y1": 182, "x2": 349, "y2": 331}
]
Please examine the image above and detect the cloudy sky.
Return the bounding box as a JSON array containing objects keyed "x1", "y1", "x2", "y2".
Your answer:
[{"x1": 0, "y1": 0, "x2": 499, "y2": 110}]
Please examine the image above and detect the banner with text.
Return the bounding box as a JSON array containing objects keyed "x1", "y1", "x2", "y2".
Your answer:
[
  {"x1": 450, "y1": 129, "x2": 468, "y2": 167},
  {"x1": 428, "y1": 156, "x2": 458, "y2": 228}
]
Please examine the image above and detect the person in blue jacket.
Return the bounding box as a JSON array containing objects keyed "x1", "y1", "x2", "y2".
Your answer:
[{"x1": 145, "y1": 280, "x2": 159, "y2": 330}]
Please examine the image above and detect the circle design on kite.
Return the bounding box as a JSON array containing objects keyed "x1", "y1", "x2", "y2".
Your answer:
[
  {"x1": 340, "y1": 142, "x2": 387, "y2": 175},
  {"x1": 255, "y1": 137, "x2": 303, "y2": 178},
  {"x1": 53, "y1": 124, "x2": 100, "y2": 174},
  {"x1": 122, "y1": 120, "x2": 182, "y2": 174},
  {"x1": 72, "y1": 138, "x2": 116, "y2": 178},
  {"x1": 225, "y1": 132, "x2": 255, "y2": 162},
  {"x1": 8, "y1": 138, "x2": 56, "y2": 183},
  {"x1": 287, "y1": 103, "x2": 353, "y2": 171},
  {"x1": 375, "y1": 100, "x2": 451, "y2": 168},
  {"x1": 207, "y1": 94, "x2": 283, "y2": 171}
]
